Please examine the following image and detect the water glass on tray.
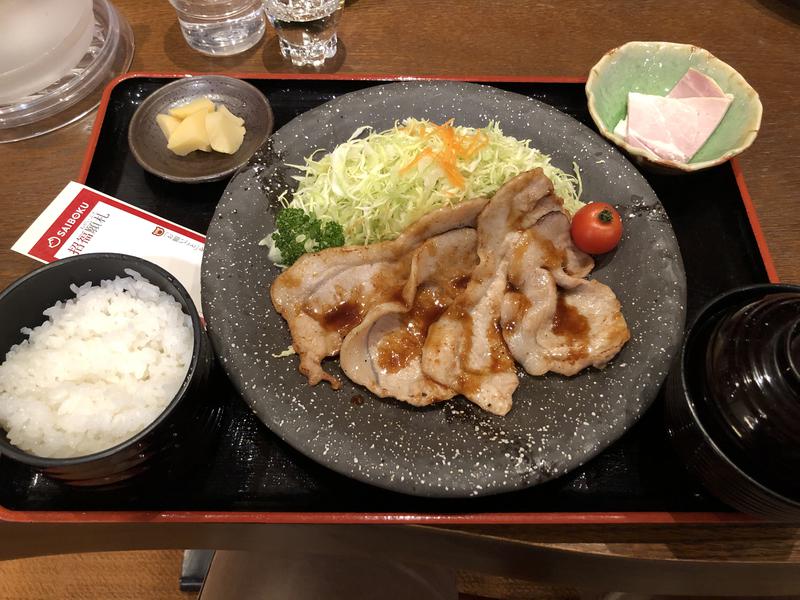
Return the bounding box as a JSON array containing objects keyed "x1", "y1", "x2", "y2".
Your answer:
[
  {"x1": 263, "y1": 0, "x2": 343, "y2": 67},
  {"x1": 169, "y1": 0, "x2": 266, "y2": 56}
]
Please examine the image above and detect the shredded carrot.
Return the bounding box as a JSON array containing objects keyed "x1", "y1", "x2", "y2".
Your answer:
[
  {"x1": 399, "y1": 147, "x2": 433, "y2": 174},
  {"x1": 399, "y1": 120, "x2": 489, "y2": 189}
]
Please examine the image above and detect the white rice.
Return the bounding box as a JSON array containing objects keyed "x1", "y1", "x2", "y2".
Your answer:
[{"x1": 0, "y1": 270, "x2": 193, "y2": 458}]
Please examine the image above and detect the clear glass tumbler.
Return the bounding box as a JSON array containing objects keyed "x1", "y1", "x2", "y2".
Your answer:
[
  {"x1": 169, "y1": 0, "x2": 266, "y2": 56},
  {"x1": 263, "y1": 0, "x2": 343, "y2": 67}
]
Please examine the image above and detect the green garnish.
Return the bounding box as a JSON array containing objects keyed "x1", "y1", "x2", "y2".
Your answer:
[{"x1": 263, "y1": 207, "x2": 345, "y2": 266}]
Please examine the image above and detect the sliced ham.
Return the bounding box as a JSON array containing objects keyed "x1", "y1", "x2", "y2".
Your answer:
[
  {"x1": 613, "y1": 117, "x2": 628, "y2": 138},
  {"x1": 667, "y1": 68, "x2": 727, "y2": 99},
  {"x1": 612, "y1": 68, "x2": 732, "y2": 163},
  {"x1": 626, "y1": 92, "x2": 732, "y2": 163}
]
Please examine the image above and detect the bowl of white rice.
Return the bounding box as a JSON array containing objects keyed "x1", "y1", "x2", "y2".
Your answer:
[{"x1": 0, "y1": 253, "x2": 218, "y2": 487}]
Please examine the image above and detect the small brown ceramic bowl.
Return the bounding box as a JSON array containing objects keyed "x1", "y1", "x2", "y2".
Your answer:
[{"x1": 128, "y1": 75, "x2": 274, "y2": 184}]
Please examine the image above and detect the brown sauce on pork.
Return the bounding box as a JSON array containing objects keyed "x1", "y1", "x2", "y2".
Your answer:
[
  {"x1": 376, "y1": 286, "x2": 454, "y2": 374},
  {"x1": 489, "y1": 320, "x2": 515, "y2": 372},
  {"x1": 450, "y1": 274, "x2": 471, "y2": 291},
  {"x1": 319, "y1": 299, "x2": 366, "y2": 336},
  {"x1": 552, "y1": 294, "x2": 589, "y2": 361}
]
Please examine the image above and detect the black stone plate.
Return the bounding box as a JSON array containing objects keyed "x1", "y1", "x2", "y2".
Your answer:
[{"x1": 201, "y1": 81, "x2": 686, "y2": 498}]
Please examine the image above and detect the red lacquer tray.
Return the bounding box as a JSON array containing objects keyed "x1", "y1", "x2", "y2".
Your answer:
[{"x1": 0, "y1": 73, "x2": 777, "y2": 524}]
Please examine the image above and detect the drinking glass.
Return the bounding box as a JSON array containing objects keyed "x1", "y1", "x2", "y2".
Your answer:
[
  {"x1": 263, "y1": 0, "x2": 343, "y2": 67},
  {"x1": 168, "y1": 0, "x2": 266, "y2": 56}
]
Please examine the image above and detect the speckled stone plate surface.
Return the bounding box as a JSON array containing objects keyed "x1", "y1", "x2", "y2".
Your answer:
[{"x1": 201, "y1": 81, "x2": 686, "y2": 498}]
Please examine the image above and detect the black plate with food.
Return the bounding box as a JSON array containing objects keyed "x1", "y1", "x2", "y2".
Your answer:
[
  {"x1": 0, "y1": 75, "x2": 772, "y2": 518},
  {"x1": 203, "y1": 80, "x2": 685, "y2": 498}
]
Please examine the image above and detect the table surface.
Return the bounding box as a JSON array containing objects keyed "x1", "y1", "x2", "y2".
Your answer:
[{"x1": 1, "y1": 0, "x2": 799, "y2": 578}]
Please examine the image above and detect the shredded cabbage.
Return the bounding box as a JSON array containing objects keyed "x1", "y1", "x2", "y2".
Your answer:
[
  {"x1": 280, "y1": 119, "x2": 583, "y2": 246},
  {"x1": 271, "y1": 345, "x2": 296, "y2": 358}
]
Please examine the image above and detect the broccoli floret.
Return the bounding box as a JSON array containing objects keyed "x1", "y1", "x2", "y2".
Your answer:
[{"x1": 271, "y1": 207, "x2": 344, "y2": 266}]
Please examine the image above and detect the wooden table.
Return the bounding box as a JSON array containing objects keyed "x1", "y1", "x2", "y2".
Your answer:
[{"x1": 1, "y1": 0, "x2": 799, "y2": 595}]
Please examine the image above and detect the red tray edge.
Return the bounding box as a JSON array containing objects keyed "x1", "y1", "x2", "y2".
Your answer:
[
  {"x1": 0, "y1": 509, "x2": 758, "y2": 525},
  {"x1": 3, "y1": 71, "x2": 775, "y2": 526}
]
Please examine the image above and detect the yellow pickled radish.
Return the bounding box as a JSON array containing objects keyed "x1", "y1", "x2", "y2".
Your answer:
[
  {"x1": 168, "y1": 96, "x2": 214, "y2": 119},
  {"x1": 206, "y1": 107, "x2": 245, "y2": 154},
  {"x1": 155, "y1": 114, "x2": 181, "y2": 141},
  {"x1": 166, "y1": 109, "x2": 211, "y2": 156}
]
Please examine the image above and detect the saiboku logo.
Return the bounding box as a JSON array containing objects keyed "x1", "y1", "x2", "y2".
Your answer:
[{"x1": 47, "y1": 236, "x2": 61, "y2": 248}]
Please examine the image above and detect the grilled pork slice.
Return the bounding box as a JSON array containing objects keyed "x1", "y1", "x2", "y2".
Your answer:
[
  {"x1": 501, "y1": 227, "x2": 630, "y2": 376},
  {"x1": 421, "y1": 258, "x2": 518, "y2": 415},
  {"x1": 421, "y1": 169, "x2": 565, "y2": 415},
  {"x1": 339, "y1": 228, "x2": 478, "y2": 405},
  {"x1": 270, "y1": 198, "x2": 488, "y2": 388},
  {"x1": 502, "y1": 278, "x2": 630, "y2": 376},
  {"x1": 526, "y1": 211, "x2": 594, "y2": 284}
]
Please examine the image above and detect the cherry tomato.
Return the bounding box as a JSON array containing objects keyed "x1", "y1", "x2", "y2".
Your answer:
[{"x1": 570, "y1": 202, "x2": 623, "y2": 255}]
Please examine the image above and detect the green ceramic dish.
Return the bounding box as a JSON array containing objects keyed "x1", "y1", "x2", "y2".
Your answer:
[{"x1": 586, "y1": 41, "x2": 762, "y2": 173}]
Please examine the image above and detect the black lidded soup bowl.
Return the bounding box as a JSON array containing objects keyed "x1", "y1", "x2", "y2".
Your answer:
[
  {"x1": 666, "y1": 283, "x2": 800, "y2": 520},
  {"x1": 0, "y1": 253, "x2": 221, "y2": 487}
]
